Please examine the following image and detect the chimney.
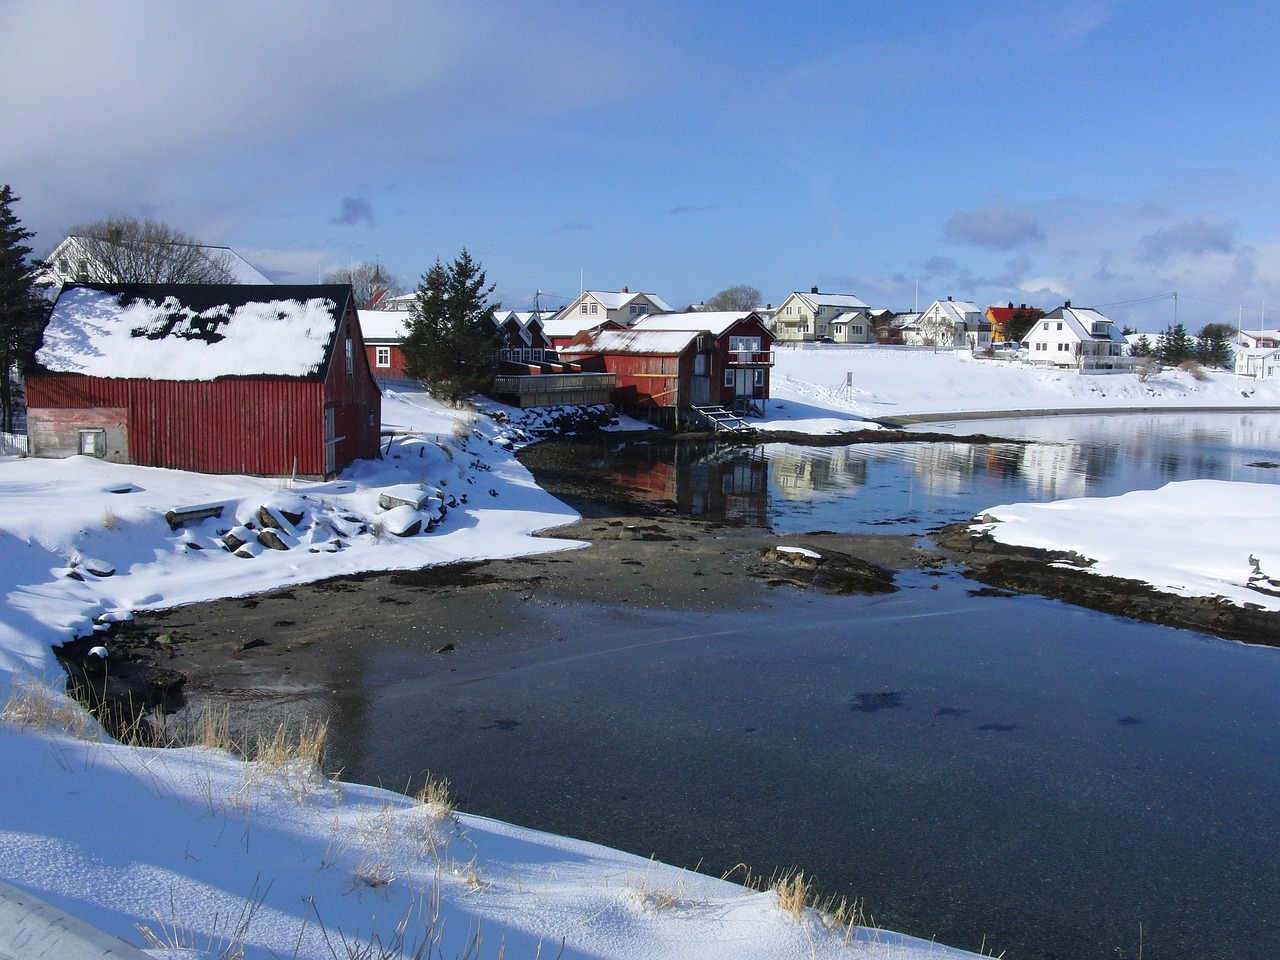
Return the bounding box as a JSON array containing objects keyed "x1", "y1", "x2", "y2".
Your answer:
[
  {"x1": 811, "y1": 286, "x2": 819, "y2": 294},
  {"x1": 622, "y1": 286, "x2": 629, "y2": 293},
  {"x1": 1020, "y1": 303, "x2": 1026, "y2": 310},
  {"x1": 1064, "y1": 299, "x2": 1071, "y2": 308},
  {"x1": 1008, "y1": 301, "x2": 1014, "y2": 309},
  {"x1": 947, "y1": 295, "x2": 953, "y2": 301}
]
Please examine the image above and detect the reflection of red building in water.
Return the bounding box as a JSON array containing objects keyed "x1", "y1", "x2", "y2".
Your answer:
[
  {"x1": 611, "y1": 442, "x2": 769, "y2": 525},
  {"x1": 559, "y1": 311, "x2": 774, "y2": 425}
]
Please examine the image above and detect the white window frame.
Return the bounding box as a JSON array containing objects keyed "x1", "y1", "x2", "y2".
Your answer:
[{"x1": 375, "y1": 346, "x2": 391, "y2": 368}]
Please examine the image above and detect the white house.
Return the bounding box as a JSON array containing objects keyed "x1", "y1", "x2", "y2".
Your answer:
[
  {"x1": 1023, "y1": 302, "x2": 1129, "y2": 370},
  {"x1": 773, "y1": 288, "x2": 870, "y2": 342},
  {"x1": 914, "y1": 298, "x2": 990, "y2": 349},
  {"x1": 41, "y1": 236, "x2": 271, "y2": 287},
  {"x1": 1235, "y1": 347, "x2": 1280, "y2": 379}
]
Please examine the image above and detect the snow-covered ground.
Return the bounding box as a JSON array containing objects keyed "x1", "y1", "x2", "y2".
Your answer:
[
  {"x1": 2, "y1": 350, "x2": 1278, "y2": 959},
  {"x1": 763, "y1": 344, "x2": 1280, "y2": 429}
]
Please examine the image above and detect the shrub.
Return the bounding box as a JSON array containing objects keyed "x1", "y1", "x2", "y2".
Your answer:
[{"x1": 1178, "y1": 359, "x2": 1209, "y2": 381}]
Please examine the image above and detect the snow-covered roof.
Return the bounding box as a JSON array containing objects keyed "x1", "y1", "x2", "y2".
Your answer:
[
  {"x1": 582, "y1": 290, "x2": 675, "y2": 313},
  {"x1": 830, "y1": 310, "x2": 872, "y2": 325},
  {"x1": 542, "y1": 315, "x2": 613, "y2": 340},
  {"x1": 1057, "y1": 306, "x2": 1126, "y2": 342},
  {"x1": 36, "y1": 283, "x2": 352, "y2": 380},
  {"x1": 43, "y1": 236, "x2": 272, "y2": 285},
  {"x1": 358, "y1": 309, "x2": 413, "y2": 342},
  {"x1": 793, "y1": 290, "x2": 870, "y2": 311},
  {"x1": 559, "y1": 327, "x2": 701, "y2": 356},
  {"x1": 631, "y1": 311, "x2": 763, "y2": 337},
  {"x1": 925, "y1": 299, "x2": 983, "y2": 322}
]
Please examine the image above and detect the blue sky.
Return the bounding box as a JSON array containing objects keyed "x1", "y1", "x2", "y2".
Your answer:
[{"x1": 4, "y1": 0, "x2": 1279, "y2": 331}]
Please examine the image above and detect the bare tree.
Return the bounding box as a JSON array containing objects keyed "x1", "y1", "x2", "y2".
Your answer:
[
  {"x1": 704, "y1": 284, "x2": 762, "y2": 312},
  {"x1": 324, "y1": 261, "x2": 403, "y2": 309},
  {"x1": 64, "y1": 215, "x2": 237, "y2": 283}
]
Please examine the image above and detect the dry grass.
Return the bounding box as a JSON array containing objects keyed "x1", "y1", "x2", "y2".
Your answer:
[
  {"x1": 2, "y1": 680, "x2": 95, "y2": 739},
  {"x1": 771, "y1": 867, "x2": 812, "y2": 919},
  {"x1": 101, "y1": 504, "x2": 121, "y2": 531},
  {"x1": 255, "y1": 717, "x2": 328, "y2": 769},
  {"x1": 415, "y1": 773, "x2": 455, "y2": 819}
]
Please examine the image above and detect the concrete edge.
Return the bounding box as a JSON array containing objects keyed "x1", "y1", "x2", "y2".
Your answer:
[{"x1": 0, "y1": 878, "x2": 151, "y2": 960}]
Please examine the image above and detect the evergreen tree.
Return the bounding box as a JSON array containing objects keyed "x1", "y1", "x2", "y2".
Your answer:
[
  {"x1": 0, "y1": 185, "x2": 50, "y2": 432},
  {"x1": 1004, "y1": 307, "x2": 1044, "y2": 344},
  {"x1": 1128, "y1": 334, "x2": 1153, "y2": 358},
  {"x1": 1195, "y1": 323, "x2": 1235, "y2": 369},
  {"x1": 402, "y1": 249, "x2": 501, "y2": 406},
  {"x1": 1154, "y1": 323, "x2": 1195, "y2": 365}
]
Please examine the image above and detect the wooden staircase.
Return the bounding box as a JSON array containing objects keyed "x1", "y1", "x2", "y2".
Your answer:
[{"x1": 688, "y1": 405, "x2": 755, "y2": 434}]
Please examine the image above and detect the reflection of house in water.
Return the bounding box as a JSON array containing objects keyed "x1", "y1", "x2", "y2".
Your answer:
[
  {"x1": 768, "y1": 445, "x2": 869, "y2": 500},
  {"x1": 1017, "y1": 442, "x2": 1087, "y2": 499},
  {"x1": 610, "y1": 442, "x2": 769, "y2": 525},
  {"x1": 895, "y1": 442, "x2": 1028, "y2": 498}
]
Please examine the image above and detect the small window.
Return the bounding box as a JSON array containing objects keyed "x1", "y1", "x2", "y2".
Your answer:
[
  {"x1": 754, "y1": 369, "x2": 764, "y2": 386},
  {"x1": 1043, "y1": 322, "x2": 1049, "y2": 331},
  {"x1": 1056, "y1": 322, "x2": 1063, "y2": 331},
  {"x1": 580, "y1": 304, "x2": 588, "y2": 314},
  {"x1": 724, "y1": 370, "x2": 734, "y2": 387},
  {"x1": 590, "y1": 303, "x2": 598, "y2": 315},
  {"x1": 79, "y1": 429, "x2": 105, "y2": 457},
  {"x1": 375, "y1": 346, "x2": 391, "y2": 368},
  {"x1": 629, "y1": 305, "x2": 639, "y2": 316},
  {"x1": 345, "y1": 337, "x2": 354, "y2": 375}
]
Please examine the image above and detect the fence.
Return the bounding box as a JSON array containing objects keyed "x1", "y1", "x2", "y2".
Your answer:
[{"x1": 1, "y1": 431, "x2": 28, "y2": 455}]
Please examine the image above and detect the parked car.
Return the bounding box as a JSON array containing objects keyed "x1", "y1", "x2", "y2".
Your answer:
[{"x1": 814, "y1": 335, "x2": 835, "y2": 344}]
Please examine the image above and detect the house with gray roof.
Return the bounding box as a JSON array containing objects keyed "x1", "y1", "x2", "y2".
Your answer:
[{"x1": 1022, "y1": 302, "x2": 1130, "y2": 370}]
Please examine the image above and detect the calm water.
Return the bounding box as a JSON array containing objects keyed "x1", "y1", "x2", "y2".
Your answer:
[
  {"x1": 319, "y1": 412, "x2": 1280, "y2": 960},
  {"x1": 602, "y1": 411, "x2": 1280, "y2": 533}
]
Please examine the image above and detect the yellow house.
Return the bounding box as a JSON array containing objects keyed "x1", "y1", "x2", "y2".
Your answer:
[{"x1": 773, "y1": 287, "x2": 870, "y2": 342}]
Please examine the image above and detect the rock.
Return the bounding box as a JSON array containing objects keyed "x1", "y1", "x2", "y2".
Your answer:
[
  {"x1": 381, "y1": 504, "x2": 424, "y2": 537},
  {"x1": 221, "y1": 525, "x2": 255, "y2": 551},
  {"x1": 379, "y1": 484, "x2": 433, "y2": 510},
  {"x1": 256, "y1": 528, "x2": 290, "y2": 551},
  {"x1": 82, "y1": 557, "x2": 116, "y2": 577}
]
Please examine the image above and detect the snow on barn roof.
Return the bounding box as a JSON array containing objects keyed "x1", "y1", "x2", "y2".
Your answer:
[
  {"x1": 631, "y1": 311, "x2": 764, "y2": 336},
  {"x1": 36, "y1": 283, "x2": 353, "y2": 381},
  {"x1": 357, "y1": 309, "x2": 413, "y2": 342},
  {"x1": 559, "y1": 327, "x2": 702, "y2": 356}
]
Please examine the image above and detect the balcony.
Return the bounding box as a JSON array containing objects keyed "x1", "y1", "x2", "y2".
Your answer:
[{"x1": 725, "y1": 350, "x2": 776, "y2": 366}]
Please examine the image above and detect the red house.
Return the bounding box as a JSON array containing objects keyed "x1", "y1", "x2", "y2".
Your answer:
[
  {"x1": 358, "y1": 308, "x2": 414, "y2": 381},
  {"x1": 26, "y1": 283, "x2": 382, "y2": 478},
  {"x1": 559, "y1": 311, "x2": 774, "y2": 424}
]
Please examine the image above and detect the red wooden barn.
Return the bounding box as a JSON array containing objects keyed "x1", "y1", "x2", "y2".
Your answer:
[
  {"x1": 558, "y1": 311, "x2": 774, "y2": 423},
  {"x1": 26, "y1": 283, "x2": 382, "y2": 478}
]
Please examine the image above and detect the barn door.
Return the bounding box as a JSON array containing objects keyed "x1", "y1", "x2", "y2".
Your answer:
[
  {"x1": 733, "y1": 369, "x2": 753, "y2": 411},
  {"x1": 691, "y1": 352, "x2": 712, "y2": 405},
  {"x1": 324, "y1": 407, "x2": 337, "y2": 475}
]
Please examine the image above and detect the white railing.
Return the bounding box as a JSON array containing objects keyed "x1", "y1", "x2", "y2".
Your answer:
[{"x1": 1, "y1": 432, "x2": 29, "y2": 455}]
